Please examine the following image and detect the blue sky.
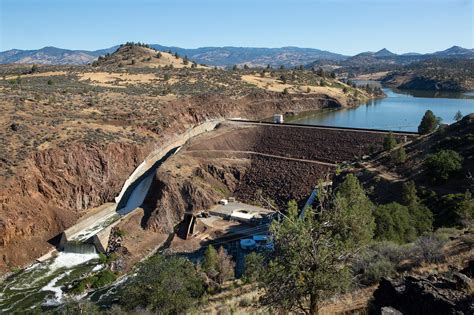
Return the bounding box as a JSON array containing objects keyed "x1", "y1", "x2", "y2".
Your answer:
[{"x1": 1, "y1": 0, "x2": 472, "y2": 55}]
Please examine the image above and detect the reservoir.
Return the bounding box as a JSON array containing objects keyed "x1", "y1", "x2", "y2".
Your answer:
[{"x1": 289, "y1": 84, "x2": 474, "y2": 132}]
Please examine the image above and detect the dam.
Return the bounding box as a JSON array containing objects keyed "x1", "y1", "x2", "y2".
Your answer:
[{"x1": 57, "y1": 119, "x2": 223, "y2": 254}]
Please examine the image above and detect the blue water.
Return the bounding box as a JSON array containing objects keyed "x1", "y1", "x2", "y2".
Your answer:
[{"x1": 289, "y1": 88, "x2": 474, "y2": 132}]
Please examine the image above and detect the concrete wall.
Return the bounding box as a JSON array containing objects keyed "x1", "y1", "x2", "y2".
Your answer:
[
  {"x1": 115, "y1": 119, "x2": 224, "y2": 206},
  {"x1": 60, "y1": 120, "x2": 223, "y2": 253}
]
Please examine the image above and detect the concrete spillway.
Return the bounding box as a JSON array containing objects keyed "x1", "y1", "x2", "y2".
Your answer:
[{"x1": 59, "y1": 119, "x2": 223, "y2": 253}]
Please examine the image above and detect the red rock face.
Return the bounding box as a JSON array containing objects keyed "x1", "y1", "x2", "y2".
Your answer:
[{"x1": 0, "y1": 142, "x2": 153, "y2": 272}]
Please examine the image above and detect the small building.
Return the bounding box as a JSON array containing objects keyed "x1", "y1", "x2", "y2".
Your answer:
[
  {"x1": 230, "y1": 209, "x2": 256, "y2": 222},
  {"x1": 219, "y1": 199, "x2": 228, "y2": 205},
  {"x1": 273, "y1": 114, "x2": 284, "y2": 124}
]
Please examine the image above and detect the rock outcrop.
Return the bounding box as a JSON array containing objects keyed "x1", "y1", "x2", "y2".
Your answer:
[
  {"x1": 371, "y1": 274, "x2": 473, "y2": 314},
  {"x1": 0, "y1": 141, "x2": 153, "y2": 272}
]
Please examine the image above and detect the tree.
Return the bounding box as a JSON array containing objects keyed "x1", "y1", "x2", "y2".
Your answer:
[
  {"x1": 260, "y1": 175, "x2": 375, "y2": 314},
  {"x1": 120, "y1": 255, "x2": 204, "y2": 313},
  {"x1": 232, "y1": 64, "x2": 238, "y2": 71},
  {"x1": 425, "y1": 149, "x2": 463, "y2": 182},
  {"x1": 391, "y1": 147, "x2": 407, "y2": 164},
  {"x1": 280, "y1": 65, "x2": 285, "y2": 70},
  {"x1": 383, "y1": 133, "x2": 397, "y2": 151},
  {"x1": 454, "y1": 110, "x2": 463, "y2": 122},
  {"x1": 243, "y1": 64, "x2": 249, "y2": 70},
  {"x1": 374, "y1": 203, "x2": 416, "y2": 243},
  {"x1": 279, "y1": 74, "x2": 287, "y2": 84},
  {"x1": 455, "y1": 190, "x2": 474, "y2": 227},
  {"x1": 202, "y1": 245, "x2": 219, "y2": 279},
  {"x1": 216, "y1": 246, "x2": 235, "y2": 285},
  {"x1": 156, "y1": 52, "x2": 162, "y2": 59},
  {"x1": 174, "y1": 52, "x2": 179, "y2": 59},
  {"x1": 243, "y1": 252, "x2": 264, "y2": 283},
  {"x1": 418, "y1": 110, "x2": 438, "y2": 134},
  {"x1": 183, "y1": 55, "x2": 189, "y2": 65},
  {"x1": 31, "y1": 64, "x2": 38, "y2": 73},
  {"x1": 333, "y1": 174, "x2": 376, "y2": 247},
  {"x1": 282, "y1": 88, "x2": 289, "y2": 95},
  {"x1": 402, "y1": 181, "x2": 433, "y2": 235}
]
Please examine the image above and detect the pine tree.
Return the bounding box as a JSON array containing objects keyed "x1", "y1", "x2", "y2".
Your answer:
[{"x1": 418, "y1": 110, "x2": 438, "y2": 134}]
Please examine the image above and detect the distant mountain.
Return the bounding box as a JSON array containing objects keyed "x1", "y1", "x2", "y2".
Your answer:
[
  {"x1": 0, "y1": 44, "x2": 472, "y2": 67},
  {"x1": 433, "y1": 45, "x2": 474, "y2": 57},
  {"x1": 151, "y1": 45, "x2": 347, "y2": 67},
  {"x1": 0, "y1": 46, "x2": 101, "y2": 65},
  {"x1": 373, "y1": 48, "x2": 397, "y2": 58},
  {"x1": 306, "y1": 45, "x2": 474, "y2": 74}
]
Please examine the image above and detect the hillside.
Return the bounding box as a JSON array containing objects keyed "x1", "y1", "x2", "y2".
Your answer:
[
  {"x1": 307, "y1": 46, "x2": 474, "y2": 77},
  {"x1": 92, "y1": 43, "x2": 206, "y2": 69},
  {"x1": 381, "y1": 58, "x2": 474, "y2": 91}
]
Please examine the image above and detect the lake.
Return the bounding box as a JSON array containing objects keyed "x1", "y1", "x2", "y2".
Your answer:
[{"x1": 288, "y1": 84, "x2": 474, "y2": 132}]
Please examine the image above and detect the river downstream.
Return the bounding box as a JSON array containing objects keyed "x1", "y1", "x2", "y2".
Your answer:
[{"x1": 288, "y1": 84, "x2": 474, "y2": 131}]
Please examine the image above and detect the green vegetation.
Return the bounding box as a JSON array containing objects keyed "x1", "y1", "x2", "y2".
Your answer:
[
  {"x1": 402, "y1": 181, "x2": 433, "y2": 235},
  {"x1": 69, "y1": 269, "x2": 117, "y2": 294},
  {"x1": 454, "y1": 110, "x2": 463, "y2": 122},
  {"x1": 435, "y1": 191, "x2": 473, "y2": 228},
  {"x1": 202, "y1": 245, "x2": 235, "y2": 288},
  {"x1": 425, "y1": 149, "x2": 463, "y2": 182},
  {"x1": 119, "y1": 255, "x2": 204, "y2": 313},
  {"x1": 391, "y1": 147, "x2": 407, "y2": 164},
  {"x1": 374, "y1": 203, "x2": 416, "y2": 243},
  {"x1": 259, "y1": 175, "x2": 375, "y2": 314},
  {"x1": 383, "y1": 132, "x2": 397, "y2": 151},
  {"x1": 418, "y1": 110, "x2": 439, "y2": 134},
  {"x1": 242, "y1": 252, "x2": 264, "y2": 283}
]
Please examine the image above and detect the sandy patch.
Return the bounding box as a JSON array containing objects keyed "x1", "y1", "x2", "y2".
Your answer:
[
  {"x1": 354, "y1": 71, "x2": 389, "y2": 80},
  {"x1": 78, "y1": 72, "x2": 158, "y2": 87},
  {"x1": 241, "y1": 74, "x2": 347, "y2": 98},
  {"x1": 6, "y1": 71, "x2": 67, "y2": 80}
]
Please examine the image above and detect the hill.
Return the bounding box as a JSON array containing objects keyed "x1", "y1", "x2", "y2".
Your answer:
[
  {"x1": 307, "y1": 45, "x2": 474, "y2": 77},
  {"x1": 381, "y1": 58, "x2": 474, "y2": 91},
  {"x1": 92, "y1": 43, "x2": 206, "y2": 69}
]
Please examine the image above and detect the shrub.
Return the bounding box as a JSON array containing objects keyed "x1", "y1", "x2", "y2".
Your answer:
[
  {"x1": 374, "y1": 202, "x2": 416, "y2": 243},
  {"x1": 436, "y1": 191, "x2": 473, "y2": 228},
  {"x1": 120, "y1": 255, "x2": 204, "y2": 313},
  {"x1": 391, "y1": 147, "x2": 406, "y2": 164},
  {"x1": 402, "y1": 181, "x2": 433, "y2": 235},
  {"x1": 360, "y1": 259, "x2": 396, "y2": 285},
  {"x1": 98, "y1": 252, "x2": 107, "y2": 264},
  {"x1": 239, "y1": 297, "x2": 252, "y2": 307},
  {"x1": 383, "y1": 133, "x2": 397, "y2": 151},
  {"x1": 92, "y1": 269, "x2": 117, "y2": 288},
  {"x1": 425, "y1": 149, "x2": 463, "y2": 182},
  {"x1": 413, "y1": 234, "x2": 446, "y2": 264}
]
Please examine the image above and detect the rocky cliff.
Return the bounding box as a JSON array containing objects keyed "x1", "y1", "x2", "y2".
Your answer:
[
  {"x1": 371, "y1": 273, "x2": 473, "y2": 314},
  {"x1": 0, "y1": 142, "x2": 153, "y2": 272}
]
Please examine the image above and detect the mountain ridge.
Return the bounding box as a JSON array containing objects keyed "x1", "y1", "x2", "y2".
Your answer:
[{"x1": 1, "y1": 44, "x2": 472, "y2": 67}]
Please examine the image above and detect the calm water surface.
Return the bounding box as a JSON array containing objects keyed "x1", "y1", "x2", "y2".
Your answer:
[{"x1": 289, "y1": 84, "x2": 474, "y2": 132}]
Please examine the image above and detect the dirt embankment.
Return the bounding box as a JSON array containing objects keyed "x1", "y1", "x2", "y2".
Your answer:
[{"x1": 139, "y1": 123, "x2": 394, "y2": 232}]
